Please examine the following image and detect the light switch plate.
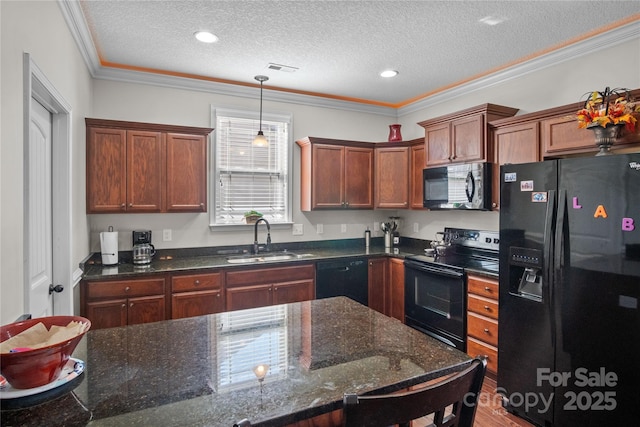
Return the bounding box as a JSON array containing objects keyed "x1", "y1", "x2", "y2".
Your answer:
[
  {"x1": 162, "y1": 229, "x2": 172, "y2": 241},
  {"x1": 317, "y1": 224, "x2": 324, "y2": 234},
  {"x1": 341, "y1": 224, "x2": 347, "y2": 233},
  {"x1": 373, "y1": 222, "x2": 380, "y2": 232},
  {"x1": 413, "y1": 222, "x2": 420, "y2": 233},
  {"x1": 292, "y1": 224, "x2": 303, "y2": 235}
]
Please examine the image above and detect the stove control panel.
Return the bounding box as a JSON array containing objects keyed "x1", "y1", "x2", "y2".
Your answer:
[{"x1": 444, "y1": 227, "x2": 499, "y2": 252}]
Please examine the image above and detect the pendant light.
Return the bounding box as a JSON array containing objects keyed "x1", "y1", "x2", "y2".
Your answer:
[{"x1": 253, "y1": 75, "x2": 269, "y2": 147}]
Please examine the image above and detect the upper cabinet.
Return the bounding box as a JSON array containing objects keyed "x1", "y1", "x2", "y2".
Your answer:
[
  {"x1": 418, "y1": 104, "x2": 518, "y2": 167},
  {"x1": 489, "y1": 87, "x2": 640, "y2": 209},
  {"x1": 86, "y1": 119, "x2": 213, "y2": 214},
  {"x1": 296, "y1": 137, "x2": 374, "y2": 211},
  {"x1": 375, "y1": 143, "x2": 410, "y2": 209},
  {"x1": 409, "y1": 140, "x2": 426, "y2": 209}
]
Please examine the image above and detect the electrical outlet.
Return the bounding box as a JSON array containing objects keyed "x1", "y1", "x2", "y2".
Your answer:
[
  {"x1": 292, "y1": 224, "x2": 303, "y2": 235},
  {"x1": 413, "y1": 222, "x2": 420, "y2": 233},
  {"x1": 162, "y1": 229, "x2": 172, "y2": 241},
  {"x1": 317, "y1": 224, "x2": 324, "y2": 234},
  {"x1": 373, "y1": 222, "x2": 380, "y2": 232},
  {"x1": 341, "y1": 224, "x2": 347, "y2": 233}
]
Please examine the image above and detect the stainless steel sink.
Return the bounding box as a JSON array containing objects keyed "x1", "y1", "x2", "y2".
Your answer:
[{"x1": 226, "y1": 252, "x2": 312, "y2": 264}]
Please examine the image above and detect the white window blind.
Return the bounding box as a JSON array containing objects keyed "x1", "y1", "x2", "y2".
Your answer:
[
  {"x1": 213, "y1": 108, "x2": 291, "y2": 225},
  {"x1": 217, "y1": 306, "x2": 288, "y2": 392}
]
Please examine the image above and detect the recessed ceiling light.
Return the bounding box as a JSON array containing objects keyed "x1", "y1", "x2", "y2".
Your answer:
[
  {"x1": 380, "y1": 70, "x2": 398, "y2": 78},
  {"x1": 194, "y1": 31, "x2": 218, "y2": 43},
  {"x1": 479, "y1": 16, "x2": 506, "y2": 26}
]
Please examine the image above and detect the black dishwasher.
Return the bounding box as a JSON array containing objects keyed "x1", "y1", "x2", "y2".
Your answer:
[{"x1": 315, "y1": 258, "x2": 368, "y2": 305}]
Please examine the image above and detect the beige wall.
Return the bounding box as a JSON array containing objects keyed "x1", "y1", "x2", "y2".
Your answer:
[
  {"x1": 1, "y1": 1, "x2": 93, "y2": 324},
  {"x1": 1, "y1": 1, "x2": 638, "y2": 324}
]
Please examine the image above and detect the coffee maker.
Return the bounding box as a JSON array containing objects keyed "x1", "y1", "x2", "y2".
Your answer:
[{"x1": 132, "y1": 230, "x2": 155, "y2": 265}]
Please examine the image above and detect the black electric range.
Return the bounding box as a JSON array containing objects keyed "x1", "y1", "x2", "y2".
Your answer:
[
  {"x1": 403, "y1": 228, "x2": 499, "y2": 350},
  {"x1": 405, "y1": 228, "x2": 499, "y2": 275}
]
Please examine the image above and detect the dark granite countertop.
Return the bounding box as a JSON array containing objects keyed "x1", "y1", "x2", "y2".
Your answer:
[
  {"x1": 81, "y1": 238, "x2": 498, "y2": 281},
  {"x1": 81, "y1": 238, "x2": 427, "y2": 280},
  {"x1": 1, "y1": 297, "x2": 472, "y2": 426}
]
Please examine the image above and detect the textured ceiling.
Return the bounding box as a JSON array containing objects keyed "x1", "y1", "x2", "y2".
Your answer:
[{"x1": 78, "y1": 0, "x2": 640, "y2": 107}]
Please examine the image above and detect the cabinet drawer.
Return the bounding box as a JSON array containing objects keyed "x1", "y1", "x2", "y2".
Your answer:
[
  {"x1": 467, "y1": 276, "x2": 498, "y2": 300},
  {"x1": 226, "y1": 264, "x2": 314, "y2": 287},
  {"x1": 467, "y1": 337, "x2": 498, "y2": 375},
  {"x1": 467, "y1": 312, "x2": 498, "y2": 347},
  {"x1": 172, "y1": 272, "x2": 221, "y2": 292},
  {"x1": 86, "y1": 277, "x2": 165, "y2": 299},
  {"x1": 467, "y1": 294, "x2": 498, "y2": 320}
]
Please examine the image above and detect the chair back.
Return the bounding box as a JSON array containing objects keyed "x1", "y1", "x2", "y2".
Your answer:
[{"x1": 343, "y1": 356, "x2": 487, "y2": 427}]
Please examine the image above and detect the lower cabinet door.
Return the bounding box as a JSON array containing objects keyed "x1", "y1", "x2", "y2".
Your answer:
[
  {"x1": 127, "y1": 295, "x2": 166, "y2": 325},
  {"x1": 86, "y1": 299, "x2": 128, "y2": 329},
  {"x1": 172, "y1": 289, "x2": 224, "y2": 319},
  {"x1": 272, "y1": 280, "x2": 314, "y2": 305},
  {"x1": 226, "y1": 284, "x2": 273, "y2": 311}
]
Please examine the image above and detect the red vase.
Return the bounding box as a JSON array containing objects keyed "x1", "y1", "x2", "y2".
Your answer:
[{"x1": 388, "y1": 124, "x2": 402, "y2": 142}]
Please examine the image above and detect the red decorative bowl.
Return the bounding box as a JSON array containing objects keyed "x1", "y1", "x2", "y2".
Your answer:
[{"x1": 0, "y1": 316, "x2": 90, "y2": 389}]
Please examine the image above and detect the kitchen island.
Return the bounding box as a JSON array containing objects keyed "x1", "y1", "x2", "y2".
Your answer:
[{"x1": 1, "y1": 297, "x2": 471, "y2": 426}]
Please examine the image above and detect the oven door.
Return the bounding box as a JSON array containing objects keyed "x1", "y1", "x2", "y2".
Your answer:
[{"x1": 404, "y1": 259, "x2": 466, "y2": 350}]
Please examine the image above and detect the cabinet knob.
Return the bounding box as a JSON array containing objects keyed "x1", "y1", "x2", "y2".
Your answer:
[
  {"x1": 130, "y1": 303, "x2": 134, "y2": 308},
  {"x1": 345, "y1": 202, "x2": 349, "y2": 207},
  {"x1": 484, "y1": 287, "x2": 491, "y2": 292},
  {"x1": 128, "y1": 203, "x2": 133, "y2": 208},
  {"x1": 492, "y1": 202, "x2": 498, "y2": 208},
  {"x1": 216, "y1": 292, "x2": 221, "y2": 298},
  {"x1": 194, "y1": 280, "x2": 200, "y2": 285},
  {"x1": 125, "y1": 286, "x2": 131, "y2": 292},
  {"x1": 121, "y1": 303, "x2": 126, "y2": 309},
  {"x1": 483, "y1": 328, "x2": 490, "y2": 334},
  {"x1": 484, "y1": 305, "x2": 491, "y2": 311},
  {"x1": 120, "y1": 203, "x2": 126, "y2": 209},
  {"x1": 200, "y1": 203, "x2": 204, "y2": 208}
]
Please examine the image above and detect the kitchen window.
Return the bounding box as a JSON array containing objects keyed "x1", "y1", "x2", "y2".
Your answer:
[{"x1": 211, "y1": 107, "x2": 292, "y2": 226}]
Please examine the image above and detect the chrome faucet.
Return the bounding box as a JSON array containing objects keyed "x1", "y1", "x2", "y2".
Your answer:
[{"x1": 253, "y1": 218, "x2": 271, "y2": 255}]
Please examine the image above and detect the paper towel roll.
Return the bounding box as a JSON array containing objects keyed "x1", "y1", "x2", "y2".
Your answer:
[{"x1": 100, "y1": 231, "x2": 119, "y2": 265}]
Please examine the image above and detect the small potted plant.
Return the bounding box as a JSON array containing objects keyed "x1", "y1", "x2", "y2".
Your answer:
[{"x1": 243, "y1": 210, "x2": 263, "y2": 224}]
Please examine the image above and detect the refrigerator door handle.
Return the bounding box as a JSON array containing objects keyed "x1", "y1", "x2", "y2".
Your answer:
[
  {"x1": 544, "y1": 189, "x2": 557, "y2": 345},
  {"x1": 551, "y1": 189, "x2": 567, "y2": 346}
]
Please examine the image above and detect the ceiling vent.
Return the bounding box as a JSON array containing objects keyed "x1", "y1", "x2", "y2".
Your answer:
[{"x1": 267, "y1": 63, "x2": 299, "y2": 73}]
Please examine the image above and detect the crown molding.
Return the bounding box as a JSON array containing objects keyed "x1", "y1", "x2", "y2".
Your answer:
[
  {"x1": 398, "y1": 20, "x2": 640, "y2": 116},
  {"x1": 58, "y1": 0, "x2": 638, "y2": 118}
]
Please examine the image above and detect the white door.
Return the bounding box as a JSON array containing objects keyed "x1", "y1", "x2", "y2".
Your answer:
[{"x1": 28, "y1": 97, "x2": 54, "y2": 317}]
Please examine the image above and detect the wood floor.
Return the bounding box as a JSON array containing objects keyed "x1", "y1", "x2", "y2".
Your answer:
[
  {"x1": 471, "y1": 377, "x2": 535, "y2": 427},
  {"x1": 414, "y1": 376, "x2": 535, "y2": 427}
]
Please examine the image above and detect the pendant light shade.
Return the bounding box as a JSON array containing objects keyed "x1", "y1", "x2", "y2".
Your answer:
[{"x1": 253, "y1": 75, "x2": 269, "y2": 147}]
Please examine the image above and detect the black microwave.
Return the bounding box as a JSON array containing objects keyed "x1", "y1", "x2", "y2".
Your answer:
[{"x1": 423, "y1": 162, "x2": 491, "y2": 210}]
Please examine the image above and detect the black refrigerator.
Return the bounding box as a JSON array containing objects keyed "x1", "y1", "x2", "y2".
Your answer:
[{"x1": 499, "y1": 154, "x2": 640, "y2": 426}]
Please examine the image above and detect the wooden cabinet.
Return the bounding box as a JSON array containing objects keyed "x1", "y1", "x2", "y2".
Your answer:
[
  {"x1": 86, "y1": 118, "x2": 212, "y2": 214},
  {"x1": 367, "y1": 257, "x2": 405, "y2": 322},
  {"x1": 466, "y1": 275, "x2": 499, "y2": 376},
  {"x1": 367, "y1": 257, "x2": 388, "y2": 314},
  {"x1": 82, "y1": 276, "x2": 167, "y2": 329},
  {"x1": 388, "y1": 258, "x2": 405, "y2": 322},
  {"x1": 171, "y1": 271, "x2": 224, "y2": 319},
  {"x1": 409, "y1": 140, "x2": 426, "y2": 209},
  {"x1": 296, "y1": 137, "x2": 374, "y2": 210},
  {"x1": 225, "y1": 264, "x2": 315, "y2": 311},
  {"x1": 165, "y1": 132, "x2": 208, "y2": 212},
  {"x1": 419, "y1": 104, "x2": 518, "y2": 167},
  {"x1": 375, "y1": 145, "x2": 410, "y2": 209},
  {"x1": 490, "y1": 121, "x2": 540, "y2": 209}
]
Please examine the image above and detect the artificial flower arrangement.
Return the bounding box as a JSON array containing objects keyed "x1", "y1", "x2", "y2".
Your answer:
[{"x1": 577, "y1": 87, "x2": 639, "y2": 132}]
